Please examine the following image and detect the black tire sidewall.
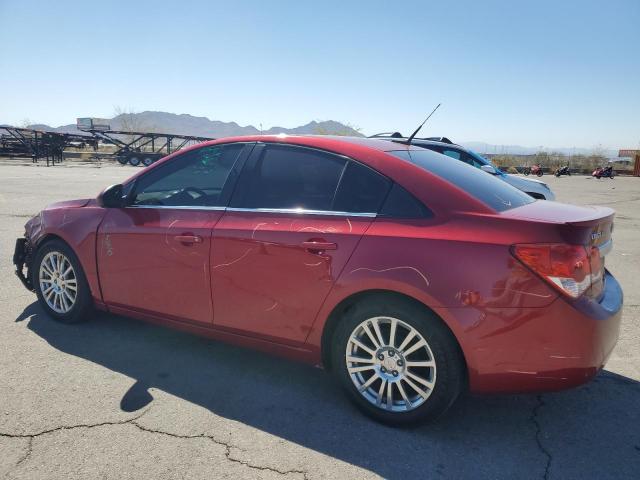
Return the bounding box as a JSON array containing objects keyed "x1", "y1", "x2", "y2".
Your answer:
[
  {"x1": 31, "y1": 239, "x2": 92, "y2": 323},
  {"x1": 331, "y1": 297, "x2": 465, "y2": 426}
]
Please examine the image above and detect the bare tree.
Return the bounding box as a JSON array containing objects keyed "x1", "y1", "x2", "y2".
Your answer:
[
  {"x1": 111, "y1": 106, "x2": 157, "y2": 150},
  {"x1": 112, "y1": 106, "x2": 149, "y2": 133}
]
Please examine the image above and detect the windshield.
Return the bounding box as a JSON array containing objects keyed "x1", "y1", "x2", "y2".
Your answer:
[{"x1": 390, "y1": 149, "x2": 534, "y2": 212}]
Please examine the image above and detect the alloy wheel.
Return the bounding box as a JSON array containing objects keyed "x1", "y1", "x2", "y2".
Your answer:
[
  {"x1": 39, "y1": 251, "x2": 78, "y2": 314},
  {"x1": 345, "y1": 316, "x2": 437, "y2": 412}
]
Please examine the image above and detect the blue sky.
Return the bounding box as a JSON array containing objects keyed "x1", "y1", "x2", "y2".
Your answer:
[{"x1": 0, "y1": 0, "x2": 638, "y2": 149}]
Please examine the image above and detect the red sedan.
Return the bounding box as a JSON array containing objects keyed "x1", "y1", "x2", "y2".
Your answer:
[{"x1": 13, "y1": 135, "x2": 622, "y2": 425}]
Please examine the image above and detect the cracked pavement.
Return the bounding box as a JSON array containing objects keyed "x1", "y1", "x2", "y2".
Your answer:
[{"x1": 1, "y1": 161, "x2": 639, "y2": 479}]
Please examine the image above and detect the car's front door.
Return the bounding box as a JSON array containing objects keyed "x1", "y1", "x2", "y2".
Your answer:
[
  {"x1": 97, "y1": 143, "x2": 251, "y2": 324},
  {"x1": 211, "y1": 144, "x2": 392, "y2": 344}
]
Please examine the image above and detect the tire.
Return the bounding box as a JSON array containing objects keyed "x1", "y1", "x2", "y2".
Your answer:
[
  {"x1": 536, "y1": 171, "x2": 543, "y2": 177},
  {"x1": 330, "y1": 297, "x2": 465, "y2": 426},
  {"x1": 142, "y1": 157, "x2": 154, "y2": 167},
  {"x1": 31, "y1": 239, "x2": 92, "y2": 324},
  {"x1": 128, "y1": 156, "x2": 141, "y2": 167},
  {"x1": 567, "y1": 171, "x2": 571, "y2": 176},
  {"x1": 116, "y1": 156, "x2": 129, "y2": 165},
  {"x1": 554, "y1": 171, "x2": 560, "y2": 177},
  {"x1": 524, "y1": 170, "x2": 530, "y2": 176}
]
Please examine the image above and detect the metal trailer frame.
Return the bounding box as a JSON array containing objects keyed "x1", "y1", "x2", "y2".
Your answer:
[
  {"x1": 0, "y1": 126, "x2": 98, "y2": 166},
  {"x1": 81, "y1": 128, "x2": 214, "y2": 166}
]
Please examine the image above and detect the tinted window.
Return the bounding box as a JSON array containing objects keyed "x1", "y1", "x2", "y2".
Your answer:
[
  {"x1": 333, "y1": 162, "x2": 391, "y2": 213},
  {"x1": 132, "y1": 144, "x2": 243, "y2": 207},
  {"x1": 242, "y1": 146, "x2": 346, "y2": 210},
  {"x1": 440, "y1": 148, "x2": 461, "y2": 160},
  {"x1": 428, "y1": 146, "x2": 485, "y2": 169},
  {"x1": 390, "y1": 149, "x2": 534, "y2": 212},
  {"x1": 380, "y1": 183, "x2": 432, "y2": 218}
]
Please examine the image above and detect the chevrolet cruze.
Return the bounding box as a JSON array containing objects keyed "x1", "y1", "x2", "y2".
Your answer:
[{"x1": 13, "y1": 135, "x2": 622, "y2": 425}]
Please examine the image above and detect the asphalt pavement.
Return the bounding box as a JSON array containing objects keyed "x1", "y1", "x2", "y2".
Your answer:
[{"x1": 0, "y1": 160, "x2": 638, "y2": 479}]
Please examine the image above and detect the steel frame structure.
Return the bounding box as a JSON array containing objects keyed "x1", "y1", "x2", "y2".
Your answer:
[
  {"x1": 81, "y1": 128, "x2": 214, "y2": 166},
  {"x1": 0, "y1": 126, "x2": 98, "y2": 166}
]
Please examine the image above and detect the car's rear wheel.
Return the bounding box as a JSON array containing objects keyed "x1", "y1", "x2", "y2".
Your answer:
[
  {"x1": 331, "y1": 297, "x2": 465, "y2": 426},
  {"x1": 32, "y1": 239, "x2": 92, "y2": 323}
]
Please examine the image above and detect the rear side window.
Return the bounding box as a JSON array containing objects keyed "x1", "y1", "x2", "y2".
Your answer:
[
  {"x1": 242, "y1": 145, "x2": 346, "y2": 211},
  {"x1": 390, "y1": 149, "x2": 534, "y2": 212},
  {"x1": 380, "y1": 183, "x2": 432, "y2": 218},
  {"x1": 333, "y1": 162, "x2": 391, "y2": 213}
]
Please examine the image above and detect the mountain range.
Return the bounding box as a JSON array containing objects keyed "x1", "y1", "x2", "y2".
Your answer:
[
  {"x1": 25, "y1": 111, "x2": 363, "y2": 138},
  {"x1": 6, "y1": 111, "x2": 620, "y2": 158}
]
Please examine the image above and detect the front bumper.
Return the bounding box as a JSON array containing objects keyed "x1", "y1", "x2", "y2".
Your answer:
[
  {"x1": 457, "y1": 271, "x2": 623, "y2": 393},
  {"x1": 13, "y1": 237, "x2": 34, "y2": 291}
]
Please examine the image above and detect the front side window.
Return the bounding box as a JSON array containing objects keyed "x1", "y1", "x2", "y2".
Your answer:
[
  {"x1": 131, "y1": 144, "x2": 244, "y2": 207},
  {"x1": 241, "y1": 145, "x2": 346, "y2": 211}
]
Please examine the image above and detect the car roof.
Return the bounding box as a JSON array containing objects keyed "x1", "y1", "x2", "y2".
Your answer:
[
  {"x1": 202, "y1": 134, "x2": 429, "y2": 153},
  {"x1": 137, "y1": 134, "x2": 497, "y2": 216}
]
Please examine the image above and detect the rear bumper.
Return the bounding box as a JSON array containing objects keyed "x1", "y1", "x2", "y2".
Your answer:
[
  {"x1": 457, "y1": 270, "x2": 623, "y2": 393},
  {"x1": 13, "y1": 237, "x2": 34, "y2": 291}
]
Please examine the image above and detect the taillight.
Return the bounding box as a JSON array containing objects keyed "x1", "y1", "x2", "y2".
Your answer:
[{"x1": 512, "y1": 243, "x2": 596, "y2": 299}]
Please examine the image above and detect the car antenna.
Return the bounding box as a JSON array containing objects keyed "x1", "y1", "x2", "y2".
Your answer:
[{"x1": 406, "y1": 103, "x2": 441, "y2": 145}]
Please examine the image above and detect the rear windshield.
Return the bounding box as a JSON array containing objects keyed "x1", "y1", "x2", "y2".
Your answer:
[{"x1": 390, "y1": 149, "x2": 534, "y2": 212}]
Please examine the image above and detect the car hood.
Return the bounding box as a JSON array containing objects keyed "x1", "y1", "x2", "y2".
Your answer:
[
  {"x1": 44, "y1": 198, "x2": 93, "y2": 210},
  {"x1": 504, "y1": 174, "x2": 547, "y2": 187}
]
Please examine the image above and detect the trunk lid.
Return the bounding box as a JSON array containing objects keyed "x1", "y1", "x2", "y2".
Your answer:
[{"x1": 504, "y1": 201, "x2": 614, "y2": 300}]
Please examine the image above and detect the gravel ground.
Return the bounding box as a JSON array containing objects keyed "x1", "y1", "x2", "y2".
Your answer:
[{"x1": 1, "y1": 160, "x2": 638, "y2": 479}]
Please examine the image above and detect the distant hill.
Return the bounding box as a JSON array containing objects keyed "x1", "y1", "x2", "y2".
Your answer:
[{"x1": 23, "y1": 111, "x2": 363, "y2": 138}]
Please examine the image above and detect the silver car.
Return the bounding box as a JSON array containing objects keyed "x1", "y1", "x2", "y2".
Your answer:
[{"x1": 371, "y1": 135, "x2": 555, "y2": 200}]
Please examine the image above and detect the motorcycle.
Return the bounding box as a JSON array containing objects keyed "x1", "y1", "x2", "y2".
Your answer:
[
  {"x1": 592, "y1": 165, "x2": 615, "y2": 179},
  {"x1": 554, "y1": 165, "x2": 571, "y2": 177},
  {"x1": 523, "y1": 165, "x2": 544, "y2": 177}
]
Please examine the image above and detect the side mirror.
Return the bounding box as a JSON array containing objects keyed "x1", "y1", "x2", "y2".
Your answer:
[
  {"x1": 481, "y1": 165, "x2": 498, "y2": 175},
  {"x1": 98, "y1": 184, "x2": 126, "y2": 208}
]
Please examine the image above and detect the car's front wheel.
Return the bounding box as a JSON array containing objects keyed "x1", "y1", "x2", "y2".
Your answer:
[
  {"x1": 331, "y1": 297, "x2": 465, "y2": 426},
  {"x1": 32, "y1": 239, "x2": 92, "y2": 323}
]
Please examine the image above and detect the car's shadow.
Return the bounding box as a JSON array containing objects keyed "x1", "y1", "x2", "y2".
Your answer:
[{"x1": 17, "y1": 303, "x2": 640, "y2": 479}]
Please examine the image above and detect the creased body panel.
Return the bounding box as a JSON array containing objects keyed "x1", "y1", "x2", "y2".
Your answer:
[
  {"x1": 212, "y1": 211, "x2": 372, "y2": 344},
  {"x1": 97, "y1": 207, "x2": 222, "y2": 324},
  {"x1": 26, "y1": 204, "x2": 107, "y2": 303},
  {"x1": 306, "y1": 215, "x2": 559, "y2": 366}
]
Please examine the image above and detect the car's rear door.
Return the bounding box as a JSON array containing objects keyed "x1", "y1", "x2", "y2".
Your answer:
[
  {"x1": 97, "y1": 142, "x2": 252, "y2": 324},
  {"x1": 211, "y1": 143, "x2": 392, "y2": 344}
]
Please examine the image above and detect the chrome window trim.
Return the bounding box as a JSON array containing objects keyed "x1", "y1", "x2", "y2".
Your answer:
[
  {"x1": 228, "y1": 207, "x2": 377, "y2": 217},
  {"x1": 125, "y1": 205, "x2": 376, "y2": 217},
  {"x1": 127, "y1": 205, "x2": 226, "y2": 211}
]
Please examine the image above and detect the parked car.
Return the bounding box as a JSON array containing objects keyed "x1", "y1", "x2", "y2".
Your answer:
[
  {"x1": 14, "y1": 135, "x2": 621, "y2": 425},
  {"x1": 370, "y1": 134, "x2": 555, "y2": 200}
]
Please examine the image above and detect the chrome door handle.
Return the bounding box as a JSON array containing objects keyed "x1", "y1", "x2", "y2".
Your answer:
[
  {"x1": 301, "y1": 240, "x2": 337, "y2": 253},
  {"x1": 175, "y1": 235, "x2": 203, "y2": 245}
]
